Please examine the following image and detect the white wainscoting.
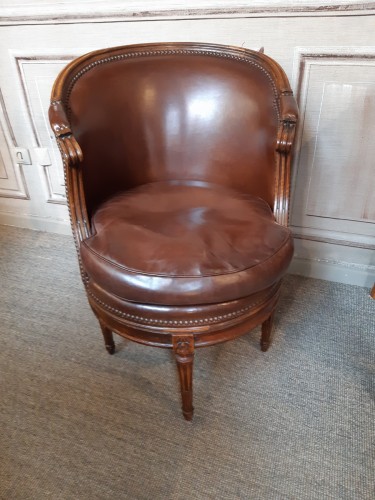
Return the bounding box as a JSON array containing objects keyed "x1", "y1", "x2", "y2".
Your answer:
[{"x1": 0, "y1": 1, "x2": 374, "y2": 286}]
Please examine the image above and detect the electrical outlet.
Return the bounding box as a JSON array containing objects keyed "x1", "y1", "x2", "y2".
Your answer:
[{"x1": 13, "y1": 147, "x2": 31, "y2": 165}]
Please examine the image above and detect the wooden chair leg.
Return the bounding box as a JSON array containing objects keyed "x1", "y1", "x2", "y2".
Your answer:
[
  {"x1": 172, "y1": 334, "x2": 195, "y2": 421},
  {"x1": 99, "y1": 320, "x2": 115, "y2": 355},
  {"x1": 261, "y1": 312, "x2": 275, "y2": 352}
]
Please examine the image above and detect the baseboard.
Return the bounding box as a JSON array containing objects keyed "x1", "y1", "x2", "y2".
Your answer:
[
  {"x1": 0, "y1": 214, "x2": 374, "y2": 289},
  {"x1": 0, "y1": 212, "x2": 71, "y2": 235},
  {"x1": 289, "y1": 256, "x2": 375, "y2": 288}
]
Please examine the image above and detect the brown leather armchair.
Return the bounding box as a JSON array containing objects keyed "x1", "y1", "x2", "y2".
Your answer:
[{"x1": 49, "y1": 42, "x2": 298, "y2": 420}]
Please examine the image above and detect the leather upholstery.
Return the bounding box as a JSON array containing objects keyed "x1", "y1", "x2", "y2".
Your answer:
[
  {"x1": 68, "y1": 53, "x2": 279, "y2": 217},
  {"x1": 80, "y1": 181, "x2": 293, "y2": 305},
  {"x1": 49, "y1": 42, "x2": 298, "y2": 419}
]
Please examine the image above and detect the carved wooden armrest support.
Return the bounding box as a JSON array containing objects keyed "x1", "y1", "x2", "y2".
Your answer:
[
  {"x1": 274, "y1": 92, "x2": 298, "y2": 227},
  {"x1": 276, "y1": 92, "x2": 298, "y2": 154},
  {"x1": 48, "y1": 100, "x2": 83, "y2": 166}
]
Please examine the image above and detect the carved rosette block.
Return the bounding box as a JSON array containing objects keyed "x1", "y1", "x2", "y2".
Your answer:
[{"x1": 172, "y1": 334, "x2": 195, "y2": 421}]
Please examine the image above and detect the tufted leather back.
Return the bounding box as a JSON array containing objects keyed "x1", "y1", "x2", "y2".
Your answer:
[{"x1": 52, "y1": 44, "x2": 292, "y2": 217}]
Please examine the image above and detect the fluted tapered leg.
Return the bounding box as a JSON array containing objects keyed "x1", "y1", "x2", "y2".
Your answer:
[
  {"x1": 172, "y1": 334, "x2": 195, "y2": 421},
  {"x1": 99, "y1": 320, "x2": 115, "y2": 355},
  {"x1": 261, "y1": 312, "x2": 275, "y2": 352}
]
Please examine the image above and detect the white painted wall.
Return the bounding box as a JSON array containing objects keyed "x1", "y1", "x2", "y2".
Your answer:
[{"x1": 0, "y1": 1, "x2": 374, "y2": 287}]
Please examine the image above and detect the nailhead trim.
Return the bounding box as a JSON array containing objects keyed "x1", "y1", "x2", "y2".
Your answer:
[
  {"x1": 86, "y1": 287, "x2": 271, "y2": 327},
  {"x1": 57, "y1": 140, "x2": 89, "y2": 282},
  {"x1": 64, "y1": 48, "x2": 280, "y2": 120}
]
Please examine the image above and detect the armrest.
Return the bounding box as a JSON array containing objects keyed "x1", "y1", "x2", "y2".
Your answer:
[
  {"x1": 48, "y1": 100, "x2": 83, "y2": 166},
  {"x1": 276, "y1": 92, "x2": 298, "y2": 154},
  {"x1": 280, "y1": 93, "x2": 298, "y2": 124}
]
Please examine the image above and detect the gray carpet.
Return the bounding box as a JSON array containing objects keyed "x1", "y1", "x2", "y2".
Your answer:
[{"x1": 0, "y1": 225, "x2": 374, "y2": 500}]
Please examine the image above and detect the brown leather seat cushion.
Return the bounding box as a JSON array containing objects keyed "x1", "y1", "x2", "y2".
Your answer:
[{"x1": 80, "y1": 181, "x2": 293, "y2": 305}]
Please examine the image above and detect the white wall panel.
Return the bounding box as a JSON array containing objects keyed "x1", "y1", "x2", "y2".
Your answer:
[
  {"x1": 0, "y1": 90, "x2": 28, "y2": 200},
  {"x1": 291, "y1": 48, "x2": 375, "y2": 251},
  {"x1": 15, "y1": 57, "x2": 75, "y2": 203}
]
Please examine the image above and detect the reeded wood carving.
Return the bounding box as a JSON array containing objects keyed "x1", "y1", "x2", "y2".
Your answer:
[
  {"x1": 276, "y1": 120, "x2": 297, "y2": 155},
  {"x1": 172, "y1": 335, "x2": 195, "y2": 421},
  {"x1": 49, "y1": 100, "x2": 90, "y2": 243},
  {"x1": 274, "y1": 92, "x2": 298, "y2": 227}
]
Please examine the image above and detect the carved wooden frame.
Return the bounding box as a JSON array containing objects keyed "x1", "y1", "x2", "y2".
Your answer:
[{"x1": 49, "y1": 42, "x2": 298, "y2": 420}]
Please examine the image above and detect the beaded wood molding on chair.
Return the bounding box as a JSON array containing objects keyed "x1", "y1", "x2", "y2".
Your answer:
[{"x1": 49, "y1": 42, "x2": 298, "y2": 420}]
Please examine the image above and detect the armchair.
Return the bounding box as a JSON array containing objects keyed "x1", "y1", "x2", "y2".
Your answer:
[{"x1": 49, "y1": 42, "x2": 298, "y2": 420}]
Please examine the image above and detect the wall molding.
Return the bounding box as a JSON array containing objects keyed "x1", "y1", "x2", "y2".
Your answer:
[
  {"x1": 291, "y1": 46, "x2": 375, "y2": 98},
  {"x1": 0, "y1": 88, "x2": 29, "y2": 200},
  {"x1": 13, "y1": 54, "x2": 80, "y2": 204},
  {"x1": 0, "y1": 1, "x2": 374, "y2": 26},
  {"x1": 293, "y1": 230, "x2": 375, "y2": 250},
  {"x1": 289, "y1": 256, "x2": 375, "y2": 288},
  {"x1": 0, "y1": 210, "x2": 70, "y2": 235},
  {"x1": 290, "y1": 46, "x2": 375, "y2": 250}
]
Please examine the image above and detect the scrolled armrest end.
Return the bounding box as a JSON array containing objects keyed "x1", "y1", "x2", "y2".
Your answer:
[{"x1": 49, "y1": 100, "x2": 83, "y2": 166}]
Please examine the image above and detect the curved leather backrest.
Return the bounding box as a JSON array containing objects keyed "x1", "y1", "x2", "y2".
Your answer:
[{"x1": 53, "y1": 44, "x2": 293, "y2": 217}]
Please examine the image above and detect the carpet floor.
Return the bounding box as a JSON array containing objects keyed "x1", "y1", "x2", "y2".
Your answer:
[{"x1": 0, "y1": 225, "x2": 374, "y2": 500}]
